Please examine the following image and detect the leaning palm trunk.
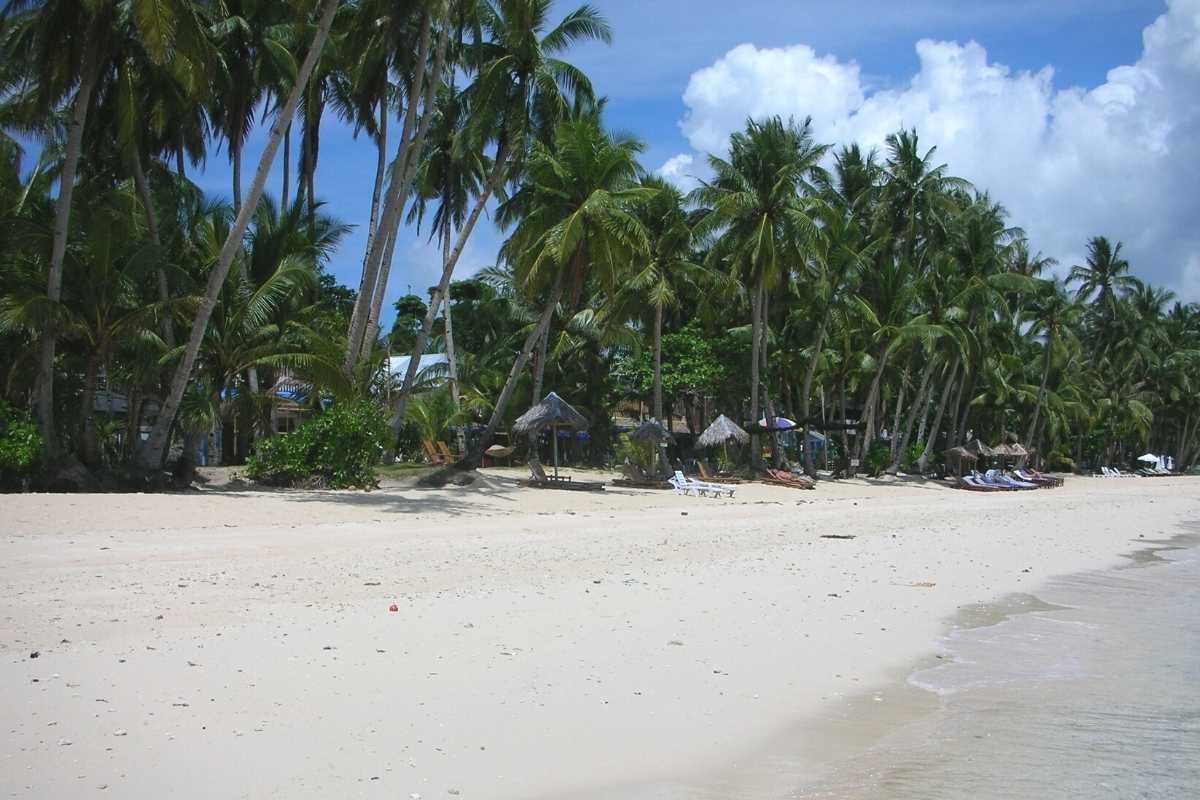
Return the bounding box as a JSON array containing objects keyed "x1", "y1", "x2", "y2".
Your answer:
[
  {"x1": 799, "y1": 316, "x2": 827, "y2": 477},
  {"x1": 442, "y1": 232, "x2": 465, "y2": 454},
  {"x1": 33, "y1": 53, "x2": 100, "y2": 457},
  {"x1": 360, "y1": 102, "x2": 389, "y2": 267},
  {"x1": 131, "y1": 151, "x2": 174, "y2": 346},
  {"x1": 137, "y1": 0, "x2": 340, "y2": 470},
  {"x1": 387, "y1": 144, "x2": 511, "y2": 422},
  {"x1": 917, "y1": 360, "x2": 960, "y2": 472},
  {"x1": 857, "y1": 345, "x2": 891, "y2": 463},
  {"x1": 363, "y1": 24, "x2": 449, "y2": 353},
  {"x1": 464, "y1": 270, "x2": 568, "y2": 468},
  {"x1": 282, "y1": 121, "x2": 291, "y2": 210},
  {"x1": 1025, "y1": 341, "x2": 1053, "y2": 446},
  {"x1": 526, "y1": 327, "x2": 550, "y2": 462},
  {"x1": 343, "y1": 11, "x2": 433, "y2": 371},
  {"x1": 889, "y1": 356, "x2": 936, "y2": 472},
  {"x1": 748, "y1": 284, "x2": 762, "y2": 469}
]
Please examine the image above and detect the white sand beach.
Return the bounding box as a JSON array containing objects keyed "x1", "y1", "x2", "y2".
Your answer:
[{"x1": 3, "y1": 473, "x2": 1199, "y2": 798}]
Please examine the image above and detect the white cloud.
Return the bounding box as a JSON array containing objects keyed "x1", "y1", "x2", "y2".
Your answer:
[
  {"x1": 669, "y1": 0, "x2": 1200, "y2": 298},
  {"x1": 656, "y1": 153, "x2": 699, "y2": 190}
]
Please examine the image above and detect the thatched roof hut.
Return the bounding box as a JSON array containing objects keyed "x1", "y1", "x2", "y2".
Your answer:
[
  {"x1": 943, "y1": 446, "x2": 978, "y2": 461},
  {"x1": 963, "y1": 439, "x2": 996, "y2": 458},
  {"x1": 512, "y1": 392, "x2": 589, "y2": 434},
  {"x1": 1007, "y1": 442, "x2": 1030, "y2": 457},
  {"x1": 629, "y1": 419, "x2": 673, "y2": 442},
  {"x1": 697, "y1": 414, "x2": 749, "y2": 447}
]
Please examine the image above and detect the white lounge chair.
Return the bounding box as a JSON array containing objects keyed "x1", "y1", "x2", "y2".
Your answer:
[{"x1": 671, "y1": 470, "x2": 735, "y2": 498}]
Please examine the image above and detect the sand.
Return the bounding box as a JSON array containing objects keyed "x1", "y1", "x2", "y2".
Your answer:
[{"x1": 2, "y1": 471, "x2": 1198, "y2": 798}]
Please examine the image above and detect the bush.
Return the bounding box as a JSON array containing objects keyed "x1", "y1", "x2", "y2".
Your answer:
[
  {"x1": 900, "y1": 440, "x2": 926, "y2": 473},
  {"x1": 863, "y1": 440, "x2": 891, "y2": 477},
  {"x1": 0, "y1": 400, "x2": 43, "y2": 490},
  {"x1": 246, "y1": 401, "x2": 388, "y2": 489}
]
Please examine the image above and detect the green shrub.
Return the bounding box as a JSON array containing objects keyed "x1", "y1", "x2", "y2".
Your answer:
[
  {"x1": 0, "y1": 400, "x2": 42, "y2": 490},
  {"x1": 863, "y1": 440, "x2": 891, "y2": 477},
  {"x1": 246, "y1": 401, "x2": 388, "y2": 489},
  {"x1": 900, "y1": 440, "x2": 926, "y2": 473}
]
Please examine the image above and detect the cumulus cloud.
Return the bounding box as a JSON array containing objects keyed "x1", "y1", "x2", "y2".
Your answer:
[
  {"x1": 656, "y1": 153, "x2": 699, "y2": 190},
  {"x1": 668, "y1": 0, "x2": 1200, "y2": 298}
]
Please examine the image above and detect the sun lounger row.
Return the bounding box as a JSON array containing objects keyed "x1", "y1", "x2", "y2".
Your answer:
[
  {"x1": 670, "y1": 470, "x2": 735, "y2": 498},
  {"x1": 957, "y1": 469, "x2": 1059, "y2": 491}
]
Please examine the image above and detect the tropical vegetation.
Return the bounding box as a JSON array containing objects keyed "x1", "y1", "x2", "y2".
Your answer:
[{"x1": 1, "y1": 0, "x2": 1198, "y2": 490}]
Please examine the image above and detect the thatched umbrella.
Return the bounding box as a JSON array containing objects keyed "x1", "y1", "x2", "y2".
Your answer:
[
  {"x1": 943, "y1": 445, "x2": 978, "y2": 476},
  {"x1": 512, "y1": 392, "x2": 589, "y2": 477},
  {"x1": 698, "y1": 414, "x2": 750, "y2": 464},
  {"x1": 629, "y1": 419, "x2": 673, "y2": 442},
  {"x1": 1007, "y1": 442, "x2": 1029, "y2": 458},
  {"x1": 963, "y1": 439, "x2": 996, "y2": 458}
]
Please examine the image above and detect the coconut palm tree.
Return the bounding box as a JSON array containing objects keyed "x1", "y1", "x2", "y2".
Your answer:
[
  {"x1": 1069, "y1": 236, "x2": 1134, "y2": 314},
  {"x1": 692, "y1": 115, "x2": 827, "y2": 467},
  {"x1": 464, "y1": 112, "x2": 650, "y2": 463},
  {"x1": 138, "y1": 0, "x2": 341, "y2": 469},
  {"x1": 1021, "y1": 278, "x2": 1080, "y2": 450},
  {"x1": 622, "y1": 175, "x2": 705, "y2": 422},
  {"x1": 3, "y1": 0, "x2": 211, "y2": 456},
  {"x1": 371, "y1": 0, "x2": 614, "y2": 395}
]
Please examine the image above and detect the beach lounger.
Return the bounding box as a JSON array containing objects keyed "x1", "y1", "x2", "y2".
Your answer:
[
  {"x1": 611, "y1": 462, "x2": 672, "y2": 490},
  {"x1": 670, "y1": 470, "x2": 735, "y2": 498},
  {"x1": 422, "y1": 440, "x2": 446, "y2": 465},
  {"x1": 520, "y1": 462, "x2": 605, "y2": 491},
  {"x1": 436, "y1": 441, "x2": 455, "y2": 463},
  {"x1": 698, "y1": 461, "x2": 746, "y2": 484},
  {"x1": 957, "y1": 475, "x2": 1010, "y2": 492},
  {"x1": 985, "y1": 469, "x2": 1038, "y2": 490},
  {"x1": 760, "y1": 468, "x2": 815, "y2": 490}
]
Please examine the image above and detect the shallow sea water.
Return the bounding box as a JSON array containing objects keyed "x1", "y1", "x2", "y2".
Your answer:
[{"x1": 800, "y1": 532, "x2": 1200, "y2": 799}]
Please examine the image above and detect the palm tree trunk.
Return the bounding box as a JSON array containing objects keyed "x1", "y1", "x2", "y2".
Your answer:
[
  {"x1": 652, "y1": 301, "x2": 663, "y2": 421},
  {"x1": 441, "y1": 227, "x2": 461, "y2": 405},
  {"x1": 465, "y1": 268, "x2": 568, "y2": 467},
  {"x1": 890, "y1": 357, "x2": 936, "y2": 472},
  {"x1": 282, "y1": 120, "x2": 291, "y2": 211},
  {"x1": 527, "y1": 326, "x2": 550, "y2": 463},
  {"x1": 344, "y1": 11, "x2": 435, "y2": 371},
  {"x1": 889, "y1": 367, "x2": 908, "y2": 459},
  {"x1": 363, "y1": 24, "x2": 449, "y2": 357},
  {"x1": 1025, "y1": 340, "x2": 1053, "y2": 445},
  {"x1": 917, "y1": 359, "x2": 960, "y2": 472},
  {"x1": 131, "y1": 150, "x2": 174, "y2": 347},
  {"x1": 79, "y1": 354, "x2": 101, "y2": 466},
  {"x1": 362, "y1": 101, "x2": 389, "y2": 261},
  {"x1": 138, "y1": 0, "x2": 340, "y2": 470},
  {"x1": 749, "y1": 283, "x2": 762, "y2": 469},
  {"x1": 760, "y1": 286, "x2": 781, "y2": 467},
  {"x1": 799, "y1": 316, "x2": 827, "y2": 476},
  {"x1": 952, "y1": 367, "x2": 977, "y2": 446},
  {"x1": 857, "y1": 345, "x2": 891, "y2": 462},
  {"x1": 386, "y1": 143, "x2": 510, "y2": 419},
  {"x1": 232, "y1": 142, "x2": 243, "y2": 212},
  {"x1": 32, "y1": 51, "x2": 100, "y2": 458}
]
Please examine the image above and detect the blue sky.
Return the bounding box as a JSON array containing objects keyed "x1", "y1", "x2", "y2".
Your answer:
[{"x1": 192, "y1": 0, "x2": 1198, "y2": 327}]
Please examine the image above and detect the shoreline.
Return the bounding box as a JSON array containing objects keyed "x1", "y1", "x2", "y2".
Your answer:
[{"x1": 3, "y1": 474, "x2": 1199, "y2": 798}]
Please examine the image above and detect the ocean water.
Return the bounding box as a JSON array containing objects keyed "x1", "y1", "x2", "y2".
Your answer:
[{"x1": 801, "y1": 532, "x2": 1200, "y2": 799}]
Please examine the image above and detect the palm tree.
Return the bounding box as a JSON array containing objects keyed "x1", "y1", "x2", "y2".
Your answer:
[
  {"x1": 1068, "y1": 236, "x2": 1134, "y2": 313},
  {"x1": 692, "y1": 116, "x2": 827, "y2": 467},
  {"x1": 138, "y1": 0, "x2": 341, "y2": 469},
  {"x1": 623, "y1": 176, "x2": 703, "y2": 422},
  {"x1": 1021, "y1": 278, "x2": 1079, "y2": 450},
  {"x1": 376, "y1": 0, "x2": 613, "y2": 402},
  {"x1": 4, "y1": 0, "x2": 209, "y2": 457},
  {"x1": 465, "y1": 112, "x2": 649, "y2": 463}
]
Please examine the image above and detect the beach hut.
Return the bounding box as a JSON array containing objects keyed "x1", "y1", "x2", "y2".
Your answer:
[
  {"x1": 963, "y1": 439, "x2": 996, "y2": 459},
  {"x1": 512, "y1": 392, "x2": 589, "y2": 478},
  {"x1": 698, "y1": 414, "x2": 750, "y2": 464},
  {"x1": 629, "y1": 418, "x2": 674, "y2": 476},
  {"x1": 943, "y1": 445, "x2": 978, "y2": 476},
  {"x1": 629, "y1": 418, "x2": 674, "y2": 443}
]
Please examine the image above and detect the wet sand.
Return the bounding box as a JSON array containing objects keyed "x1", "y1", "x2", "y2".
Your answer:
[{"x1": 2, "y1": 472, "x2": 1198, "y2": 798}]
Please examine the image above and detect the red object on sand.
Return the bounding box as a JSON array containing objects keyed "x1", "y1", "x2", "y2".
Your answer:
[{"x1": 388, "y1": 603, "x2": 398, "y2": 612}]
